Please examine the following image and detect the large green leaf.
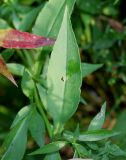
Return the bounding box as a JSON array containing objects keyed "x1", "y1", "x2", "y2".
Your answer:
[
  {"x1": 81, "y1": 63, "x2": 103, "y2": 78},
  {"x1": 88, "y1": 102, "x2": 106, "y2": 131},
  {"x1": 32, "y1": 0, "x2": 76, "y2": 37},
  {"x1": 1, "y1": 119, "x2": 28, "y2": 160},
  {"x1": 29, "y1": 107, "x2": 45, "y2": 147},
  {"x1": 29, "y1": 141, "x2": 67, "y2": 155},
  {"x1": 46, "y1": 7, "x2": 82, "y2": 124}
]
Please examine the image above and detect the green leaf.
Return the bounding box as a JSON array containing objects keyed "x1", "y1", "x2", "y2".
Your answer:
[
  {"x1": 114, "y1": 0, "x2": 119, "y2": 5},
  {"x1": 29, "y1": 107, "x2": 45, "y2": 147},
  {"x1": 78, "y1": 130, "x2": 119, "y2": 142},
  {"x1": 10, "y1": 105, "x2": 45, "y2": 147},
  {"x1": 21, "y1": 69, "x2": 35, "y2": 99},
  {"x1": 11, "y1": 105, "x2": 31, "y2": 128},
  {"x1": 113, "y1": 109, "x2": 126, "y2": 148},
  {"x1": 86, "y1": 142, "x2": 99, "y2": 150},
  {"x1": 12, "y1": 12, "x2": 20, "y2": 29},
  {"x1": 0, "y1": 18, "x2": 10, "y2": 29},
  {"x1": 1, "y1": 49, "x2": 14, "y2": 61},
  {"x1": 29, "y1": 141, "x2": 67, "y2": 155},
  {"x1": 104, "y1": 141, "x2": 126, "y2": 157},
  {"x1": 63, "y1": 131, "x2": 75, "y2": 142},
  {"x1": 76, "y1": 0, "x2": 104, "y2": 14},
  {"x1": 1, "y1": 119, "x2": 28, "y2": 160},
  {"x1": 74, "y1": 124, "x2": 80, "y2": 138},
  {"x1": 80, "y1": 96, "x2": 87, "y2": 104},
  {"x1": 93, "y1": 31, "x2": 123, "y2": 50},
  {"x1": 46, "y1": 7, "x2": 82, "y2": 124},
  {"x1": 81, "y1": 63, "x2": 103, "y2": 78},
  {"x1": 44, "y1": 152, "x2": 61, "y2": 160},
  {"x1": 7, "y1": 63, "x2": 25, "y2": 76},
  {"x1": 88, "y1": 102, "x2": 106, "y2": 131},
  {"x1": 33, "y1": 0, "x2": 76, "y2": 37},
  {"x1": 63, "y1": 130, "x2": 119, "y2": 142},
  {"x1": 19, "y1": 6, "x2": 42, "y2": 31},
  {"x1": 73, "y1": 143, "x2": 90, "y2": 158},
  {"x1": 37, "y1": 83, "x2": 47, "y2": 110}
]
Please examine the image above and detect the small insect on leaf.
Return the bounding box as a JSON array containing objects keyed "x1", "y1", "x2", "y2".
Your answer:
[
  {"x1": 0, "y1": 56, "x2": 17, "y2": 86},
  {"x1": 0, "y1": 29, "x2": 55, "y2": 49}
]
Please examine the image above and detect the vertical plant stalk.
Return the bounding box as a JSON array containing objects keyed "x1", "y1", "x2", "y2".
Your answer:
[
  {"x1": 16, "y1": 49, "x2": 32, "y2": 68},
  {"x1": 34, "y1": 85, "x2": 52, "y2": 138},
  {"x1": 53, "y1": 122, "x2": 64, "y2": 136},
  {"x1": 32, "y1": 50, "x2": 46, "y2": 78}
]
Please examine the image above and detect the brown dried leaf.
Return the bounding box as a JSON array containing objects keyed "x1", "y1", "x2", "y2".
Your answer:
[{"x1": 0, "y1": 56, "x2": 17, "y2": 86}]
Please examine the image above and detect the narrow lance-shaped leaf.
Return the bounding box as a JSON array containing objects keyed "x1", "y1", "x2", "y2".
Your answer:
[
  {"x1": 19, "y1": 5, "x2": 42, "y2": 31},
  {"x1": 0, "y1": 29, "x2": 55, "y2": 49},
  {"x1": 63, "y1": 130, "x2": 119, "y2": 142},
  {"x1": 33, "y1": 0, "x2": 76, "y2": 37},
  {"x1": 0, "y1": 56, "x2": 17, "y2": 86},
  {"x1": 78, "y1": 130, "x2": 119, "y2": 142},
  {"x1": 29, "y1": 107, "x2": 45, "y2": 147},
  {"x1": 29, "y1": 141, "x2": 67, "y2": 155},
  {"x1": 7, "y1": 63, "x2": 25, "y2": 77},
  {"x1": 11, "y1": 105, "x2": 31, "y2": 128},
  {"x1": 88, "y1": 102, "x2": 106, "y2": 131},
  {"x1": 46, "y1": 7, "x2": 82, "y2": 124},
  {"x1": 1, "y1": 119, "x2": 28, "y2": 160},
  {"x1": 81, "y1": 63, "x2": 103, "y2": 78}
]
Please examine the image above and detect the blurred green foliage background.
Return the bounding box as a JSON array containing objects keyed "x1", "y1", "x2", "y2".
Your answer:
[{"x1": 0, "y1": 0, "x2": 126, "y2": 159}]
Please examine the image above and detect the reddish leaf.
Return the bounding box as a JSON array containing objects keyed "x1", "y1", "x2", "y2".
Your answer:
[
  {"x1": 0, "y1": 29, "x2": 55, "y2": 49},
  {"x1": 0, "y1": 56, "x2": 17, "y2": 86}
]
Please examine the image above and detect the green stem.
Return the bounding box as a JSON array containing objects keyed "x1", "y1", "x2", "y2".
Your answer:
[
  {"x1": 32, "y1": 49, "x2": 47, "y2": 78},
  {"x1": 16, "y1": 49, "x2": 27, "y2": 65},
  {"x1": 23, "y1": 50, "x2": 34, "y2": 67},
  {"x1": 53, "y1": 122, "x2": 64, "y2": 136},
  {"x1": 34, "y1": 84, "x2": 52, "y2": 138}
]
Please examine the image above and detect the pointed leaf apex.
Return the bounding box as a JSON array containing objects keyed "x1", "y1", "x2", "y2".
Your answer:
[{"x1": 0, "y1": 57, "x2": 17, "y2": 87}]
